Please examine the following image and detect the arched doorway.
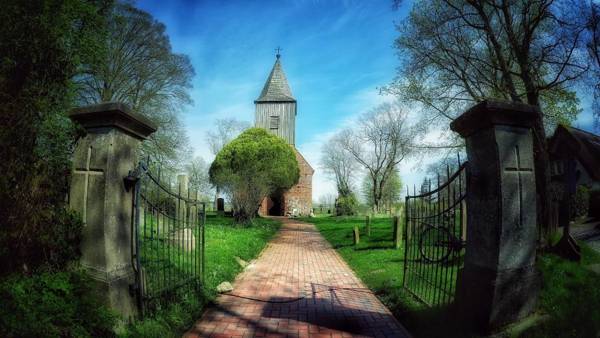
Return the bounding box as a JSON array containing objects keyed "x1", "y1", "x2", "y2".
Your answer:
[{"x1": 268, "y1": 191, "x2": 285, "y2": 216}]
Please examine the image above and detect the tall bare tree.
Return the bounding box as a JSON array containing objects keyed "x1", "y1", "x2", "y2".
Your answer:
[
  {"x1": 387, "y1": 0, "x2": 590, "y2": 238},
  {"x1": 338, "y1": 102, "x2": 413, "y2": 212},
  {"x1": 205, "y1": 118, "x2": 250, "y2": 206},
  {"x1": 206, "y1": 118, "x2": 251, "y2": 156},
  {"x1": 185, "y1": 156, "x2": 213, "y2": 199},
  {"x1": 76, "y1": 2, "x2": 194, "y2": 171},
  {"x1": 317, "y1": 193, "x2": 336, "y2": 212},
  {"x1": 321, "y1": 135, "x2": 357, "y2": 196}
]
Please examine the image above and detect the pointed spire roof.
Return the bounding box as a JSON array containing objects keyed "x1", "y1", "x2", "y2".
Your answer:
[{"x1": 255, "y1": 55, "x2": 296, "y2": 103}]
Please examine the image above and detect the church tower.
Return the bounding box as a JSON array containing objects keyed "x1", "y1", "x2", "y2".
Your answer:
[
  {"x1": 255, "y1": 51, "x2": 314, "y2": 217},
  {"x1": 254, "y1": 52, "x2": 296, "y2": 145}
]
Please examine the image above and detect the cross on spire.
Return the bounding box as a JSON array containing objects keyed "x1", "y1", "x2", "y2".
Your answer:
[{"x1": 275, "y1": 46, "x2": 282, "y2": 59}]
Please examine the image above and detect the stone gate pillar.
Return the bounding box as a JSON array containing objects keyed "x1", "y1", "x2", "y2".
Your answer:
[
  {"x1": 68, "y1": 102, "x2": 156, "y2": 320},
  {"x1": 450, "y1": 100, "x2": 541, "y2": 331}
]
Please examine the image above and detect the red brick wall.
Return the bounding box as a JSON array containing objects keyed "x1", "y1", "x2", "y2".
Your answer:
[
  {"x1": 258, "y1": 148, "x2": 313, "y2": 216},
  {"x1": 283, "y1": 149, "x2": 313, "y2": 216}
]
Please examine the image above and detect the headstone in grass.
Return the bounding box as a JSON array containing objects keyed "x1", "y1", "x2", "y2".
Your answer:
[
  {"x1": 392, "y1": 216, "x2": 401, "y2": 249},
  {"x1": 176, "y1": 174, "x2": 189, "y2": 223},
  {"x1": 217, "y1": 198, "x2": 225, "y2": 216},
  {"x1": 353, "y1": 225, "x2": 360, "y2": 246},
  {"x1": 365, "y1": 216, "x2": 371, "y2": 237},
  {"x1": 169, "y1": 228, "x2": 196, "y2": 252},
  {"x1": 451, "y1": 100, "x2": 541, "y2": 332}
]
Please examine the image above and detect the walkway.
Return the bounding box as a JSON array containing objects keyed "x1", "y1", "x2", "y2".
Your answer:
[
  {"x1": 568, "y1": 217, "x2": 600, "y2": 253},
  {"x1": 185, "y1": 217, "x2": 410, "y2": 338}
]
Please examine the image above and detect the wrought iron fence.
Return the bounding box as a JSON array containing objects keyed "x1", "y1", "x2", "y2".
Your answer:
[
  {"x1": 403, "y1": 160, "x2": 468, "y2": 307},
  {"x1": 129, "y1": 161, "x2": 205, "y2": 316}
]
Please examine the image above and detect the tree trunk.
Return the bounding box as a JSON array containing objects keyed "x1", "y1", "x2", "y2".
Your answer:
[
  {"x1": 521, "y1": 85, "x2": 551, "y2": 246},
  {"x1": 531, "y1": 111, "x2": 552, "y2": 247},
  {"x1": 371, "y1": 176, "x2": 379, "y2": 213}
]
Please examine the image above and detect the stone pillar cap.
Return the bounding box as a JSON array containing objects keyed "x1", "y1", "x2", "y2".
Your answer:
[
  {"x1": 450, "y1": 100, "x2": 540, "y2": 138},
  {"x1": 69, "y1": 102, "x2": 157, "y2": 140}
]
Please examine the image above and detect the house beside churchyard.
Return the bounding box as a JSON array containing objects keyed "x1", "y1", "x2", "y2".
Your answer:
[
  {"x1": 548, "y1": 125, "x2": 600, "y2": 218},
  {"x1": 549, "y1": 125, "x2": 600, "y2": 189}
]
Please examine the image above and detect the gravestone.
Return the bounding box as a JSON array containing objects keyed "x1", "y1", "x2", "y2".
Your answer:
[
  {"x1": 353, "y1": 225, "x2": 360, "y2": 246},
  {"x1": 217, "y1": 197, "x2": 225, "y2": 215},
  {"x1": 169, "y1": 228, "x2": 196, "y2": 252},
  {"x1": 392, "y1": 216, "x2": 401, "y2": 249},
  {"x1": 189, "y1": 190, "x2": 199, "y2": 227},
  {"x1": 176, "y1": 174, "x2": 189, "y2": 224},
  {"x1": 69, "y1": 102, "x2": 156, "y2": 320},
  {"x1": 451, "y1": 100, "x2": 541, "y2": 332}
]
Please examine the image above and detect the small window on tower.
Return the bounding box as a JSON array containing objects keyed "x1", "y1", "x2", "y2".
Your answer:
[{"x1": 270, "y1": 116, "x2": 279, "y2": 130}]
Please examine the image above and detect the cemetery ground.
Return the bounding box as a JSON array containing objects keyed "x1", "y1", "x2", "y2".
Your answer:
[
  {"x1": 303, "y1": 215, "x2": 600, "y2": 338},
  {"x1": 0, "y1": 214, "x2": 280, "y2": 338},
  {"x1": 126, "y1": 215, "x2": 281, "y2": 337}
]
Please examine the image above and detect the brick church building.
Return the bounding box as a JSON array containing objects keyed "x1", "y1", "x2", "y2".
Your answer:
[{"x1": 256, "y1": 53, "x2": 313, "y2": 216}]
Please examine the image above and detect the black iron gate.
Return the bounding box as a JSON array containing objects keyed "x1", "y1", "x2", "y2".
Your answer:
[
  {"x1": 128, "y1": 161, "x2": 205, "y2": 316},
  {"x1": 403, "y1": 160, "x2": 468, "y2": 307}
]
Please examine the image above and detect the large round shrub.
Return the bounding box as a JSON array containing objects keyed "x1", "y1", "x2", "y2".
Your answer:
[
  {"x1": 336, "y1": 193, "x2": 359, "y2": 216},
  {"x1": 209, "y1": 128, "x2": 299, "y2": 223}
]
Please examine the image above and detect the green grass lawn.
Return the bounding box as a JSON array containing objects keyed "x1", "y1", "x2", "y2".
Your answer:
[
  {"x1": 521, "y1": 239, "x2": 600, "y2": 338},
  {"x1": 123, "y1": 215, "x2": 281, "y2": 338},
  {"x1": 303, "y1": 215, "x2": 600, "y2": 338}
]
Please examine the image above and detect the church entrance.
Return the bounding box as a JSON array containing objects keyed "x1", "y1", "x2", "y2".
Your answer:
[{"x1": 268, "y1": 191, "x2": 285, "y2": 216}]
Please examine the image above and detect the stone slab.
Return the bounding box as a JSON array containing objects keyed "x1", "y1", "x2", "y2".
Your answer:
[{"x1": 70, "y1": 102, "x2": 157, "y2": 140}]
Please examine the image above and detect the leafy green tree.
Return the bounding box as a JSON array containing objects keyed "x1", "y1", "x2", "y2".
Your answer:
[
  {"x1": 0, "y1": 0, "x2": 109, "y2": 274},
  {"x1": 388, "y1": 0, "x2": 590, "y2": 241},
  {"x1": 335, "y1": 193, "x2": 359, "y2": 216},
  {"x1": 362, "y1": 170, "x2": 402, "y2": 213},
  {"x1": 338, "y1": 102, "x2": 413, "y2": 213},
  {"x1": 582, "y1": 1, "x2": 600, "y2": 129},
  {"x1": 76, "y1": 1, "x2": 194, "y2": 172},
  {"x1": 209, "y1": 128, "x2": 299, "y2": 224},
  {"x1": 206, "y1": 118, "x2": 251, "y2": 207}
]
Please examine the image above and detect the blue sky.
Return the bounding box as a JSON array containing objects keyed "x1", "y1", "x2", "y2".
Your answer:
[{"x1": 137, "y1": 0, "x2": 597, "y2": 201}]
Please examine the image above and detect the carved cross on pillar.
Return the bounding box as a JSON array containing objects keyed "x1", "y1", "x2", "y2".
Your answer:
[
  {"x1": 73, "y1": 146, "x2": 103, "y2": 224},
  {"x1": 504, "y1": 145, "x2": 533, "y2": 226}
]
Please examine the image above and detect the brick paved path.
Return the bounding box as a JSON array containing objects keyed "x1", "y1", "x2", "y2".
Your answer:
[{"x1": 185, "y1": 218, "x2": 410, "y2": 338}]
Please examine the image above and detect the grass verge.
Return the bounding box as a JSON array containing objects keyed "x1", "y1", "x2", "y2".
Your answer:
[
  {"x1": 521, "y1": 237, "x2": 600, "y2": 338},
  {"x1": 122, "y1": 215, "x2": 281, "y2": 338}
]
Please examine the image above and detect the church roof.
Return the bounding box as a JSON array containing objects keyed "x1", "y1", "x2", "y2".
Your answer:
[
  {"x1": 293, "y1": 147, "x2": 314, "y2": 175},
  {"x1": 255, "y1": 56, "x2": 296, "y2": 103},
  {"x1": 549, "y1": 125, "x2": 600, "y2": 181}
]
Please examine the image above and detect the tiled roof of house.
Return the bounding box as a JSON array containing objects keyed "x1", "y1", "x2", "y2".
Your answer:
[{"x1": 550, "y1": 125, "x2": 600, "y2": 181}]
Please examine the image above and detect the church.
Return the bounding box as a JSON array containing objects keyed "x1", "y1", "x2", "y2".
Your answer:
[{"x1": 255, "y1": 52, "x2": 314, "y2": 216}]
